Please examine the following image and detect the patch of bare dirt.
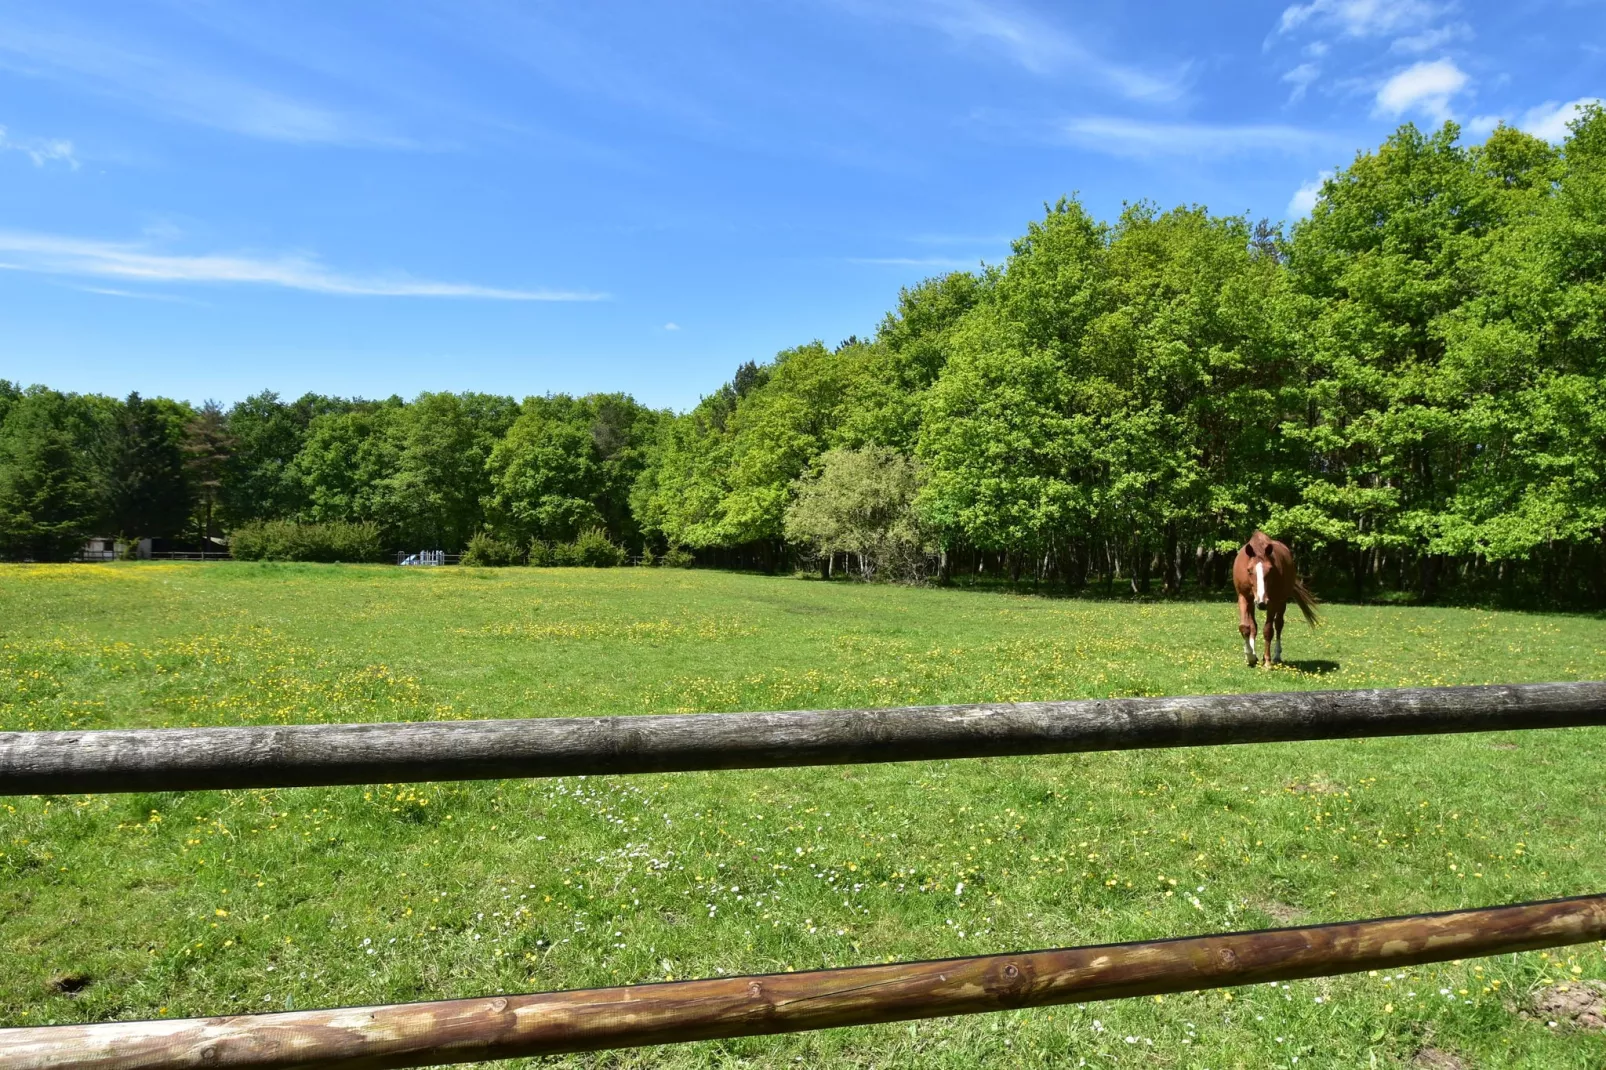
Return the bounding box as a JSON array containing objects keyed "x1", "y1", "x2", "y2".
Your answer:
[
  {"x1": 46, "y1": 972, "x2": 91, "y2": 995},
  {"x1": 1489, "y1": 742, "x2": 1519, "y2": 751},
  {"x1": 1411, "y1": 1048, "x2": 1467, "y2": 1069},
  {"x1": 1527, "y1": 981, "x2": 1606, "y2": 1030},
  {"x1": 1251, "y1": 899, "x2": 1308, "y2": 925}
]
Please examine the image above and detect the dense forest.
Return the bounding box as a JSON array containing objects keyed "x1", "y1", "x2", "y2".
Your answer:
[{"x1": 4, "y1": 115, "x2": 1605, "y2": 604}]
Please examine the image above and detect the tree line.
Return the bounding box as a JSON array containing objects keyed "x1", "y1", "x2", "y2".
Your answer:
[
  {"x1": 0, "y1": 388, "x2": 666, "y2": 561},
  {"x1": 4, "y1": 115, "x2": 1604, "y2": 603}
]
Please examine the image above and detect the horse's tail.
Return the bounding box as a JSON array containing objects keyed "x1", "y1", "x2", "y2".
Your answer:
[{"x1": 1292, "y1": 577, "x2": 1320, "y2": 627}]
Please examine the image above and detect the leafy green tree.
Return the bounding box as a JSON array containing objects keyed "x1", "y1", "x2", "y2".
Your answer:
[
  {"x1": 918, "y1": 200, "x2": 1108, "y2": 573},
  {"x1": 390, "y1": 392, "x2": 518, "y2": 550},
  {"x1": 0, "y1": 388, "x2": 104, "y2": 561},
  {"x1": 0, "y1": 380, "x2": 21, "y2": 427},
  {"x1": 221, "y1": 392, "x2": 311, "y2": 527},
  {"x1": 488, "y1": 401, "x2": 603, "y2": 543},
  {"x1": 184, "y1": 401, "x2": 233, "y2": 545},
  {"x1": 632, "y1": 389, "x2": 737, "y2": 550},
  {"x1": 292, "y1": 402, "x2": 405, "y2": 533},
  {"x1": 785, "y1": 447, "x2": 928, "y2": 578},
  {"x1": 104, "y1": 392, "x2": 192, "y2": 541}
]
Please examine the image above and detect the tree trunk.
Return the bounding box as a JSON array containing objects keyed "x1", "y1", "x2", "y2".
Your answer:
[
  {"x1": 1418, "y1": 554, "x2": 1439, "y2": 603},
  {"x1": 1162, "y1": 524, "x2": 1180, "y2": 595}
]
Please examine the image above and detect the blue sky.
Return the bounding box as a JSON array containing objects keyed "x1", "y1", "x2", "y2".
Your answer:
[{"x1": 2, "y1": 1, "x2": 1601, "y2": 411}]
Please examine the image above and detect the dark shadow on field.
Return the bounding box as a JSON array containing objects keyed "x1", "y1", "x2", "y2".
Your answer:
[{"x1": 1281, "y1": 659, "x2": 1341, "y2": 676}]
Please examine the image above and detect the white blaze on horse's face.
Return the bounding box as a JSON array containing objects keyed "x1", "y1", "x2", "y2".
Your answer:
[{"x1": 1255, "y1": 562, "x2": 1267, "y2": 608}]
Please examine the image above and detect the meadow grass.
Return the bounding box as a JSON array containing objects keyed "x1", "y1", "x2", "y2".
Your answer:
[{"x1": 2, "y1": 562, "x2": 1605, "y2": 1069}]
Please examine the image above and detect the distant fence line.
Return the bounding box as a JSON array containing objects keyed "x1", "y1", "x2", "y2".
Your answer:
[
  {"x1": 2, "y1": 681, "x2": 1604, "y2": 1069},
  {"x1": 397, "y1": 550, "x2": 457, "y2": 566}
]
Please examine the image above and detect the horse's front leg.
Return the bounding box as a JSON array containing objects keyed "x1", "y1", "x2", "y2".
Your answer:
[
  {"x1": 1271, "y1": 606, "x2": 1286, "y2": 664},
  {"x1": 1238, "y1": 595, "x2": 1257, "y2": 667}
]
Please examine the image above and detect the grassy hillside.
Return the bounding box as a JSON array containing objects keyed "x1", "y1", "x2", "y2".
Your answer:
[{"x1": 2, "y1": 563, "x2": 1604, "y2": 1068}]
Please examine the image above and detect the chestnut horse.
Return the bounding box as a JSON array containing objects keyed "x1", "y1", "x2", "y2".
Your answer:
[{"x1": 1233, "y1": 531, "x2": 1318, "y2": 667}]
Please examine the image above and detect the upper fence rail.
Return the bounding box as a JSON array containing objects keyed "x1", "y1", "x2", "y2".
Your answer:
[{"x1": 4, "y1": 681, "x2": 1604, "y2": 796}]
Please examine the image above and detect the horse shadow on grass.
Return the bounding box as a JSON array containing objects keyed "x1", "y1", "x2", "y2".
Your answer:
[{"x1": 1278, "y1": 659, "x2": 1341, "y2": 676}]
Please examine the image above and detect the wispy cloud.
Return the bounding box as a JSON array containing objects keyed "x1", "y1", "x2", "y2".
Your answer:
[
  {"x1": 662, "y1": 322, "x2": 681, "y2": 331},
  {"x1": 73, "y1": 285, "x2": 205, "y2": 304},
  {"x1": 1391, "y1": 23, "x2": 1471, "y2": 54},
  {"x1": 1059, "y1": 116, "x2": 1336, "y2": 157},
  {"x1": 1520, "y1": 98, "x2": 1604, "y2": 142},
  {"x1": 0, "y1": 231, "x2": 605, "y2": 301},
  {"x1": 1374, "y1": 59, "x2": 1469, "y2": 121},
  {"x1": 1278, "y1": 0, "x2": 1442, "y2": 39},
  {"x1": 836, "y1": 0, "x2": 1188, "y2": 102},
  {"x1": 0, "y1": 124, "x2": 78, "y2": 168},
  {"x1": 1282, "y1": 63, "x2": 1321, "y2": 103},
  {"x1": 0, "y1": 21, "x2": 414, "y2": 147}
]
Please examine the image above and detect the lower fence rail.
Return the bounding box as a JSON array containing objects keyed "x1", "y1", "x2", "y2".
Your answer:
[{"x1": 5, "y1": 894, "x2": 1604, "y2": 1070}]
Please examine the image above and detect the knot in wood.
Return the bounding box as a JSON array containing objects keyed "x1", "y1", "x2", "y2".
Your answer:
[
  {"x1": 747, "y1": 981, "x2": 764, "y2": 999},
  {"x1": 490, "y1": 998, "x2": 509, "y2": 1013},
  {"x1": 1215, "y1": 946, "x2": 1238, "y2": 969},
  {"x1": 991, "y1": 960, "x2": 1032, "y2": 1006}
]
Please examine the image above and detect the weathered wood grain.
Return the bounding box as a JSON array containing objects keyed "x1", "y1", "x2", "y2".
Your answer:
[
  {"x1": 4, "y1": 894, "x2": 1603, "y2": 1069},
  {"x1": 3, "y1": 681, "x2": 1604, "y2": 795}
]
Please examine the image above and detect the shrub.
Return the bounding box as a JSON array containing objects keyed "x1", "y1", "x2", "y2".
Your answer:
[
  {"x1": 526, "y1": 528, "x2": 627, "y2": 567},
  {"x1": 639, "y1": 546, "x2": 657, "y2": 567},
  {"x1": 663, "y1": 546, "x2": 695, "y2": 569},
  {"x1": 229, "y1": 520, "x2": 385, "y2": 563},
  {"x1": 461, "y1": 532, "x2": 523, "y2": 567},
  {"x1": 571, "y1": 527, "x2": 627, "y2": 567}
]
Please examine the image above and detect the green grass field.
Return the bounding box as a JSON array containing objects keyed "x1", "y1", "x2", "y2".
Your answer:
[{"x1": 3, "y1": 563, "x2": 1605, "y2": 1068}]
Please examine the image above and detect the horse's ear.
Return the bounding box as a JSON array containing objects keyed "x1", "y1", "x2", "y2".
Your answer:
[{"x1": 1243, "y1": 543, "x2": 1255, "y2": 557}]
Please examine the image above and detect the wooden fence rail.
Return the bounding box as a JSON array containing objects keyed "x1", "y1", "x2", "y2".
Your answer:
[
  {"x1": 5, "y1": 894, "x2": 1605, "y2": 1070},
  {"x1": 5, "y1": 680, "x2": 1604, "y2": 1068},
  {"x1": 4, "y1": 680, "x2": 1605, "y2": 796}
]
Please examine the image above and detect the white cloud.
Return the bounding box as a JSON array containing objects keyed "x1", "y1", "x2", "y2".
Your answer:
[
  {"x1": 1374, "y1": 59, "x2": 1469, "y2": 121},
  {"x1": 1391, "y1": 23, "x2": 1471, "y2": 54},
  {"x1": 0, "y1": 231, "x2": 605, "y2": 301},
  {"x1": 74, "y1": 285, "x2": 203, "y2": 303},
  {"x1": 1282, "y1": 63, "x2": 1320, "y2": 103},
  {"x1": 1289, "y1": 170, "x2": 1333, "y2": 216},
  {"x1": 837, "y1": 0, "x2": 1188, "y2": 101},
  {"x1": 1060, "y1": 116, "x2": 1336, "y2": 157},
  {"x1": 662, "y1": 321, "x2": 681, "y2": 331},
  {"x1": 1279, "y1": 0, "x2": 1441, "y2": 38},
  {"x1": 1520, "y1": 97, "x2": 1603, "y2": 143},
  {"x1": 0, "y1": 23, "x2": 413, "y2": 147},
  {"x1": 0, "y1": 125, "x2": 78, "y2": 168},
  {"x1": 1465, "y1": 114, "x2": 1503, "y2": 137}
]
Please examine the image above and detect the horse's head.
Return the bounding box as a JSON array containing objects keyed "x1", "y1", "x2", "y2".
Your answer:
[{"x1": 1243, "y1": 541, "x2": 1271, "y2": 609}]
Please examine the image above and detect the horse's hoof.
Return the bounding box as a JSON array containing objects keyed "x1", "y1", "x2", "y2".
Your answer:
[
  {"x1": 1246, "y1": 659, "x2": 1258, "y2": 668},
  {"x1": 1272, "y1": 656, "x2": 1283, "y2": 665}
]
